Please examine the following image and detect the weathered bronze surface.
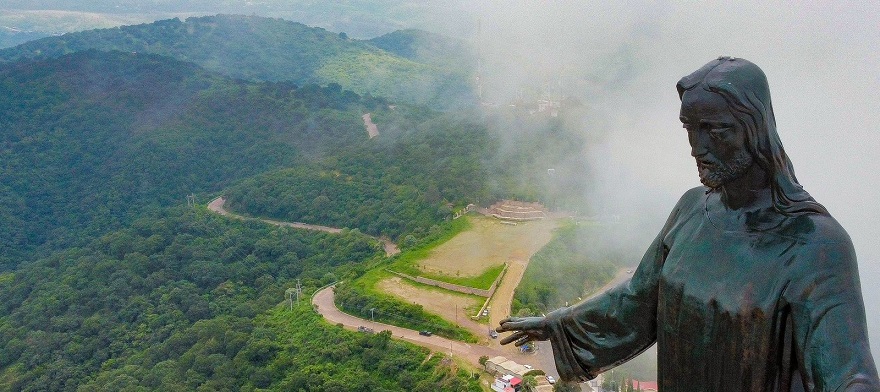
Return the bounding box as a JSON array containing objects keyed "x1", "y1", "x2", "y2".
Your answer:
[{"x1": 497, "y1": 57, "x2": 880, "y2": 391}]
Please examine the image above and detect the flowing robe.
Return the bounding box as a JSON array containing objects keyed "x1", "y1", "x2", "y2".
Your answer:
[{"x1": 546, "y1": 187, "x2": 879, "y2": 391}]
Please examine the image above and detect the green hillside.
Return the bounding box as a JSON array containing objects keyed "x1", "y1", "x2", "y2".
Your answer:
[
  {"x1": 367, "y1": 29, "x2": 471, "y2": 65},
  {"x1": 0, "y1": 14, "x2": 476, "y2": 106},
  {"x1": 0, "y1": 49, "x2": 380, "y2": 269},
  {"x1": 0, "y1": 49, "x2": 484, "y2": 390},
  {"x1": 224, "y1": 110, "x2": 491, "y2": 243}
]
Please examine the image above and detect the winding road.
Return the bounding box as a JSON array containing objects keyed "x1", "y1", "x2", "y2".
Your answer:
[
  {"x1": 312, "y1": 285, "x2": 502, "y2": 364},
  {"x1": 207, "y1": 197, "x2": 399, "y2": 256},
  {"x1": 208, "y1": 195, "x2": 630, "y2": 387}
]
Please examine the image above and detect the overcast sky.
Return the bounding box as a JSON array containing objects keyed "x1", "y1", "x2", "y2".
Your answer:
[{"x1": 9, "y1": 0, "x2": 880, "y2": 363}]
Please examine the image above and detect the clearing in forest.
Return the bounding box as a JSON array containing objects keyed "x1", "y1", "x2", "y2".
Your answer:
[{"x1": 378, "y1": 214, "x2": 559, "y2": 333}]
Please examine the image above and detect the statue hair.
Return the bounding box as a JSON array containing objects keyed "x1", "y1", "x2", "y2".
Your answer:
[{"x1": 676, "y1": 57, "x2": 827, "y2": 216}]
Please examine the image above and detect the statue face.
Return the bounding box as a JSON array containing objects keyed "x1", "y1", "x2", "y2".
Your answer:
[{"x1": 680, "y1": 88, "x2": 754, "y2": 188}]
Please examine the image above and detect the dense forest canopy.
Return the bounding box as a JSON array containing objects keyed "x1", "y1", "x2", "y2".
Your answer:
[
  {"x1": 0, "y1": 207, "x2": 483, "y2": 390},
  {"x1": 225, "y1": 110, "x2": 491, "y2": 243}
]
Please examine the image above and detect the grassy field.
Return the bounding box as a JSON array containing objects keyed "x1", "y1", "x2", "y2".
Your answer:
[
  {"x1": 377, "y1": 276, "x2": 485, "y2": 323},
  {"x1": 390, "y1": 214, "x2": 558, "y2": 290}
]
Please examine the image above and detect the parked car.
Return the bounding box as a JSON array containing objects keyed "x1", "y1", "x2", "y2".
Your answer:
[
  {"x1": 419, "y1": 330, "x2": 432, "y2": 336},
  {"x1": 357, "y1": 326, "x2": 374, "y2": 334},
  {"x1": 547, "y1": 376, "x2": 556, "y2": 384},
  {"x1": 489, "y1": 330, "x2": 499, "y2": 339}
]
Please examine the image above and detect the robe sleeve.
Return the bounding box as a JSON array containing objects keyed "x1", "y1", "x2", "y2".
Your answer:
[
  {"x1": 786, "y1": 230, "x2": 880, "y2": 391},
  {"x1": 544, "y1": 188, "x2": 698, "y2": 382}
]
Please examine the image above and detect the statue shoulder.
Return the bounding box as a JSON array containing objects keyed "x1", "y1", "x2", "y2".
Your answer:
[
  {"x1": 656, "y1": 186, "x2": 708, "y2": 235},
  {"x1": 780, "y1": 212, "x2": 853, "y2": 248},
  {"x1": 675, "y1": 186, "x2": 709, "y2": 211}
]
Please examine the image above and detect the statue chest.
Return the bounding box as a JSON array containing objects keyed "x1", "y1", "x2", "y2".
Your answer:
[{"x1": 654, "y1": 216, "x2": 805, "y2": 388}]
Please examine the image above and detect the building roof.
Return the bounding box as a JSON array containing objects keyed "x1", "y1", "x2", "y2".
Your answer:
[
  {"x1": 497, "y1": 360, "x2": 530, "y2": 376},
  {"x1": 634, "y1": 380, "x2": 659, "y2": 391}
]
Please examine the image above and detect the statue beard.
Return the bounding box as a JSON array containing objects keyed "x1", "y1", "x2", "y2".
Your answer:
[{"x1": 697, "y1": 150, "x2": 754, "y2": 189}]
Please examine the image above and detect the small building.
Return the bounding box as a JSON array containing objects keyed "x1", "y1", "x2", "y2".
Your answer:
[
  {"x1": 634, "y1": 380, "x2": 659, "y2": 391},
  {"x1": 484, "y1": 356, "x2": 509, "y2": 375},
  {"x1": 497, "y1": 360, "x2": 531, "y2": 378},
  {"x1": 491, "y1": 374, "x2": 523, "y2": 392},
  {"x1": 484, "y1": 355, "x2": 535, "y2": 379}
]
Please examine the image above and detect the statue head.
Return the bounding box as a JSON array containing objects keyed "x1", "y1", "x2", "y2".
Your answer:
[{"x1": 676, "y1": 57, "x2": 827, "y2": 215}]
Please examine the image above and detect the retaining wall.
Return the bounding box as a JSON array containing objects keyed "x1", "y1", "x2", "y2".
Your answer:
[{"x1": 386, "y1": 263, "x2": 508, "y2": 299}]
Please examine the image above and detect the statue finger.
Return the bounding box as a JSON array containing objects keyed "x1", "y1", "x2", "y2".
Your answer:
[
  {"x1": 514, "y1": 335, "x2": 532, "y2": 347},
  {"x1": 500, "y1": 331, "x2": 525, "y2": 345},
  {"x1": 497, "y1": 318, "x2": 538, "y2": 332},
  {"x1": 496, "y1": 317, "x2": 521, "y2": 329}
]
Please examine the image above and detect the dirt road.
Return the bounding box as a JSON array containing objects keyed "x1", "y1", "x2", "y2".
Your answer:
[
  {"x1": 362, "y1": 113, "x2": 379, "y2": 138},
  {"x1": 208, "y1": 197, "x2": 400, "y2": 256}
]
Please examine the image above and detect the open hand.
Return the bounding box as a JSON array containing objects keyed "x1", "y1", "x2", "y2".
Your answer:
[{"x1": 496, "y1": 316, "x2": 550, "y2": 346}]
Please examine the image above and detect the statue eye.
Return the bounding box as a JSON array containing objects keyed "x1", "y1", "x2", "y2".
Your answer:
[{"x1": 708, "y1": 126, "x2": 731, "y2": 139}]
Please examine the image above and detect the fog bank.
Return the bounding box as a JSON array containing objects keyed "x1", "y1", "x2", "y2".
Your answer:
[{"x1": 447, "y1": 1, "x2": 880, "y2": 360}]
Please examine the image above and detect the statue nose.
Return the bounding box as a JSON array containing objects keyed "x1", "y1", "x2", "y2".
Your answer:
[{"x1": 689, "y1": 132, "x2": 709, "y2": 157}]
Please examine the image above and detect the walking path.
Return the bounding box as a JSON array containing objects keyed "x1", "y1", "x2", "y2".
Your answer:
[{"x1": 207, "y1": 197, "x2": 400, "y2": 256}]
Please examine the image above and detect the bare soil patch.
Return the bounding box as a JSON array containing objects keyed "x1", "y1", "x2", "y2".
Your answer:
[{"x1": 363, "y1": 113, "x2": 379, "y2": 138}]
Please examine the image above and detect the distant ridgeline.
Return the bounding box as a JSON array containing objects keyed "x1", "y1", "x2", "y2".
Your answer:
[{"x1": 0, "y1": 14, "x2": 477, "y2": 107}]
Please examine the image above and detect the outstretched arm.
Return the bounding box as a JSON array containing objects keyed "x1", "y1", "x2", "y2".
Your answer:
[
  {"x1": 496, "y1": 188, "x2": 699, "y2": 382},
  {"x1": 787, "y1": 237, "x2": 879, "y2": 391}
]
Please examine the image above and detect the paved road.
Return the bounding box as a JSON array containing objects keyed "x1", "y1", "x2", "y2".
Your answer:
[
  {"x1": 208, "y1": 197, "x2": 399, "y2": 256},
  {"x1": 312, "y1": 285, "x2": 501, "y2": 365}
]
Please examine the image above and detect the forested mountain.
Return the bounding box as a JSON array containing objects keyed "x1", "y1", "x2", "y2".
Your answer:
[
  {"x1": 0, "y1": 14, "x2": 476, "y2": 106},
  {"x1": 0, "y1": 1, "x2": 473, "y2": 41},
  {"x1": 367, "y1": 29, "x2": 472, "y2": 66},
  {"x1": 0, "y1": 46, "x2": 499, "y2": 269},
  {"x1": 225, "y1": 109, "x2": 491, "y2": 243},
  {"x1": 0, "y1": 28, "x2": 50, "y2": 50},
  {"x1": 0, "y1": 10, "x2": 611, "y2": 391},
  {"x1": 0, "y1": 49, "x2": 384, "y2": 270},
  {"x1": 0, "y1": 48, "x2": 486, "y2": 389}
]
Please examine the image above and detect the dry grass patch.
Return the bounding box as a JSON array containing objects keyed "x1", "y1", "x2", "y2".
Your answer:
[{"x1": 377, "y1": 276, "x2": 488, "y2": 332}]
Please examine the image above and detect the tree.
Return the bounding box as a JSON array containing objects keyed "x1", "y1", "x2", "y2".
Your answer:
[{"x1": 554, "y1": 381, "x2": 581, "y2": 392}]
